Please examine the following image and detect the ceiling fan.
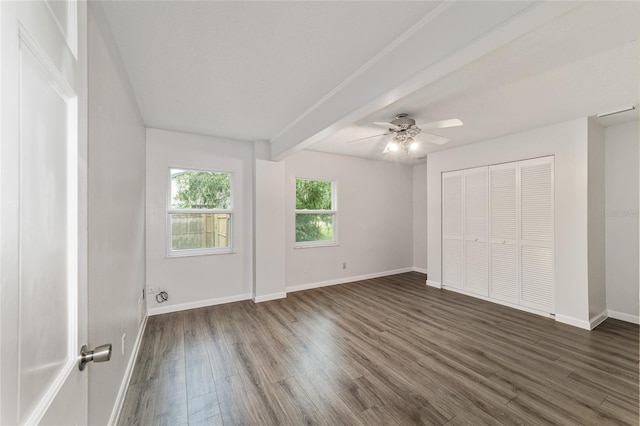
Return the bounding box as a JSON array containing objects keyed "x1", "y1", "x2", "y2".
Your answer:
[{"x1": 347, "y1": 113, "x2": 463, "y2": 154}]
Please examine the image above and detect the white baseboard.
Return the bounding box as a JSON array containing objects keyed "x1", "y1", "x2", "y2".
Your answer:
[
  {"x1": 555, "y1": 314, "x2": 591, "y2": 330},
  {"x1": 607, "y1": 309, "x2": 640, "y2": 325},
  {"x1": 253, "y1": 292, "x2": 287, "y2": 303},
  {"x1": 442, "y1": 285, "x2": 555, "y2": 320},
  {"x1": 286, "y1": 267, "x2": 414, "y2": 293},
  {"x1": 589, "y1": 310, "x2": 609, "y2": 329},
  {"x1": 148, "y1": 293, "x2": 252, "y2": 316},
  {"x1": 426, "y1": 280, "x2": 441, "y2": 289},
  {"x1": 108, "y1": 315, "x2": 148, "y2": 426},
  {"x1": 412, "y1": 267, "x2": 428, "y2": 274}
]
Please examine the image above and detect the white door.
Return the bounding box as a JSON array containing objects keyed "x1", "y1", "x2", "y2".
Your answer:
[
  {"x1": 1, "y1": 1, "x2": 89, "y2": 424},
  {"x1": 442, "y1": 171, "x2": 464, "y2": 289},
  {"x1": 519, "y1": 157, "x2": 554, "y2": 313},
  {"x1": 463, "y1": 167, "x2": 489, "y2": 296},
  {"x1": 489, "y1": 163, "x2": 519, "y2": 303}
]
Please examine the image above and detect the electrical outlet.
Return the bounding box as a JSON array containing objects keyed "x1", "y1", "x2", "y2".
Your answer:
[
  {"x1": 121, "y1": 333, "x2": 126, "y2": 356},
  {"x1": 303, "y1": 265, "x2": 309, "y2": 274}
]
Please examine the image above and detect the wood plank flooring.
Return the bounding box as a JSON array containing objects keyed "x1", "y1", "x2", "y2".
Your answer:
[{"x1": 117, "y1": 272, "x2": 639, "y2": 425}]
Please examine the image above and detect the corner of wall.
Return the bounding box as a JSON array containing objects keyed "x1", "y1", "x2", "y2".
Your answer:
[{"x1": 587, "y1": 119, "x2": 607, "y2": 319}]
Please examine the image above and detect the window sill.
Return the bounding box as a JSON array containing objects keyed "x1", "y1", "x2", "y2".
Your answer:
[
  {"x1": 293, "y1": 242, "x2": 339, "y2": 249},
  {"x1": 167, "y1": 249, "x2": 236, "y2": 258}
]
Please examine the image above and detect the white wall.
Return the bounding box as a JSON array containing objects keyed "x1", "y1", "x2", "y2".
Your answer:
[
  {"x1": 605, "y1": 120, "x2": 639, "y2": 323},
  {"x1": 427, "y1": 118, "x2": 592, "y2": 328},
  {"x1": 145, "y1": 128, "x2": 254, "y2": 314},
  {"x1": 413, "y1": 162, "x2": 428, "y2": 273},
  {"x1": 87, "y1": 4, "x2": 146, "y2": 424},
  {"x1": 284, "y1": 151, "x2": 414, "y2": 289},
  {"x1": 587, "y1": 119, "x2": 607, "y2": 322},
  {"x1": 254, "y1": 159, "x2": 286, "y2": 301}
]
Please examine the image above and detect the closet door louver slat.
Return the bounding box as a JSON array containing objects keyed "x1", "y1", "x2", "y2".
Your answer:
[
  {"x1": 521, "y1": 162, "x2": 553, "y2": 242},
  {"x1": 521, "y1": 246, "x2": 554, "y2": 309},
  {"x1": 489, "y1": 164, "x2": 519, "y2": 303},
  {"x1": 490, "y1": 243, "x2": 518, "y2": 302},
  {"x1": 442, "y1": 171, "x2": 463, "y2": 289},
  {"x1": 443, "y1": 174, "x2": 463, "y2": 236},
  {"x1": 519, "y1": 158, "x2": 554, "y2": 313},
  {"x1": 464, "y1": 168, "x2": 488, "y2": 296},
  {"x1": 443, "y1": 239, "x2": 463, "y2": 289}
]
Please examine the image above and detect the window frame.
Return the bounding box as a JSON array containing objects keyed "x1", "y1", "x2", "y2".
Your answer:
[
  {"x1": 166, "y1": 167, "x2": 235, "y2": 258},
  {"x1": 294, "y1": 177, "x2": 338, "y2": 248}
]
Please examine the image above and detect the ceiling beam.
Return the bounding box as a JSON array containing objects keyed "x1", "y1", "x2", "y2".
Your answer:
[{"x1": 269, "y1": 1, "x2": 580, "y2": 161}]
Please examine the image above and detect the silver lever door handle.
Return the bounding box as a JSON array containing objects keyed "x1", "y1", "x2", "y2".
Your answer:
[{"x1": 79, "y1": 343, "x2": 112, "y2": 371}]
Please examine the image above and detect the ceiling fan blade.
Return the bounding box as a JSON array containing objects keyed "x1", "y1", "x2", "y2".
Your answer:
[
  {"x1": 373, "y1": 121, "x2": 402, "y2": 130},
  {"x1": 416, "y1": 118, "x2": 463, "y2": 130},
  {"x1": 346, "y1": 132, "x2": 391, "y2": 144},
  {"x1": 421, "y1": 132, "x2": 450, "y2": 145}
]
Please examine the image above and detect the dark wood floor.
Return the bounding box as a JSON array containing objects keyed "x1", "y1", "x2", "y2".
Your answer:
[{"x1": 118, "y1": 272, "x2": 639, "y2": 425}]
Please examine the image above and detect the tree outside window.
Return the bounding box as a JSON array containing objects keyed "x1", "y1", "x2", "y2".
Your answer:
[
  {"x1": 168, "y1": 169, "x2": 233, "y2": 255},
  {"x1": 295, "y1": 178, "x2": 336, "y2": 245}
]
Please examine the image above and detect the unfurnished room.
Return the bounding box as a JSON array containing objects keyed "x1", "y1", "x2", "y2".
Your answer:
[{"x1": 0, "y1": 1, "x2": 639, "y2": 425}]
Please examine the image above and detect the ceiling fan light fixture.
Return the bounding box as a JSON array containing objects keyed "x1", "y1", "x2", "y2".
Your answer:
[{"x1": 349, "y1": 113, "x2": 463, "y2": 157}]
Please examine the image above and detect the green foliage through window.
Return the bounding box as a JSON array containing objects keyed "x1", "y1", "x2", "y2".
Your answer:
[
  {"x1": 295, "y1": 179, "x2": 335, "y2": 243},
  {"x1": 296, "y1": 179, "x2": 332, "y2": 210},
  {"x1": 169, "y1": 169, "x2": 232, "y2": 253},
  {"x1": 171, "y1": 170, "x2": 231, "y2": 210}
]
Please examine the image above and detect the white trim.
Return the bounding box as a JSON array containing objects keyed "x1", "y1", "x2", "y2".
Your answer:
[
  {"x1": 148, "y1": 293, "x2": 252, "y2": 316},
  {"x1": 426, "y1": 280, "x2": 442, "y2": 289},
  {"x1": 293, "y1": 241, "x2": 339, "y2": 249},
  {"x1": 555, "y1": 314, "x2": 591, "y2": 330},
  {"x1": 607, "y1": 310, "x2": 640, "y2": 325},
  {"x1": 109, "y1": 315, "x2": 148, "y2": 426},
  {"x1": 253, "y1": 292, "x2": 287, "y2": 303},
  {"x1": 589, "y1": 311, "x2": 608, "y2": 330},
  {"x1": 442, "y1": 285, "x2": 554, "y2": 320},
  {"x1": 166, "y1": 249, "x2": 236, "y2": 258},
  {"x1": 412, "y1": 267, "x2": 428, "y2": 274},
  {"x1": 286, "y1": 268, "x2": 414, "y2": 293}
]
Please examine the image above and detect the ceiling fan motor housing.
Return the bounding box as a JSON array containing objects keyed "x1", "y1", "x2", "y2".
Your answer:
[
  {"x1": 391, "y1": 113, "x2": 420, "y2": 139},
  {"x1": 391, "y1": 113, "x2": 415, "y2": 128}
]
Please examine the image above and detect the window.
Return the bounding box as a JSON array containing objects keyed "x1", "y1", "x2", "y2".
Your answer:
[
  {"x1": 295, "y1": 178, "x2": 336, "y2": 247},
  {"x1": 168, "y1": 168, "x2": 233, "y2": 256}
]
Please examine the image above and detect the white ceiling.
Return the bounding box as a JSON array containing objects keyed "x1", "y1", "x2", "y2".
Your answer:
[
  {"x1": 101, "y1": 1, "x2": 439, "y2": 140},
  {"x1": 101, "y1": 1, "x2": 639, "y2": 163}
]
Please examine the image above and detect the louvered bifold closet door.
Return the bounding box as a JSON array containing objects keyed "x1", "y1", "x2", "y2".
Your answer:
[
  {"x1": 519, "y1": 157, "x2": 554, "y2": 313},
  {"x1": 442, "y1": 171, "x2": 463, "y2": 289},
  {"x1": 489, "y1": 163, "x2": 518, "y2": 304},
  {"x1": 463, "y1": 167, "x2": 488, "y2": 296}
]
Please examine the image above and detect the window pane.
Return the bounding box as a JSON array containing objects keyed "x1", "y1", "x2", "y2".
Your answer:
[
  {"x1": 296, "y1": 179, "x2": 332, "y2": 210},
  {"x1": 171, "y1": 169, "x2": 231, "y2": 209},
  {"x1": 296, "y1": 214, "x2": 334, "y2": 242},
  {"x1": 171, "y1": 213, "x2": 231, "y2": 250}
]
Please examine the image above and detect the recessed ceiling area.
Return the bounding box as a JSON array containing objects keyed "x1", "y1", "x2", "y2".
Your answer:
[{"x1": 101, "y1": 1, "x2": 639, "y2": 163}]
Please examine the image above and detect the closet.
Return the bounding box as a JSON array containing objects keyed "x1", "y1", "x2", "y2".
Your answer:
[{"x1": 442, "y1": 156, "x2": 554, "y2": 314}]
